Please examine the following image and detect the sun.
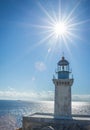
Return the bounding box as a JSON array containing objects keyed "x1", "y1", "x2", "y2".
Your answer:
[
  {"x1": 54, "y1": 22, "x2": 67, "y2": 36},
  {"x1": 30, "y1": 1, "x2": 89, "y2": 55}
]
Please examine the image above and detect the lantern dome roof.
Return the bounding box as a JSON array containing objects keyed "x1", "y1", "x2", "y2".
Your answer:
[{"x1": 58, "y1": 56, "x2": 69, "y2": 66}]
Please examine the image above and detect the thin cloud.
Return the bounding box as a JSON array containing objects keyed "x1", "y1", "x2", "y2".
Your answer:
[
  {"x1": 35, "y1": 61, "x2": 46, "y2": 71},
  {"x1": 0, "y1": 89, "x2": 53, "y2": 101},
  {"x1": 0, "y1": 88, "x2": 89, "y2": 102},
  {"x1": 0, "y1": 90, "x2": 39, "y2": 100},
  {"x1": 72, "y1": 95, "x2": 90, "y2": 102}
]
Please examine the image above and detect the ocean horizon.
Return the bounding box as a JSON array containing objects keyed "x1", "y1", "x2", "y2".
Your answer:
[{"x1": 0, "y1": 100, "x2": 90, "y2": 130}]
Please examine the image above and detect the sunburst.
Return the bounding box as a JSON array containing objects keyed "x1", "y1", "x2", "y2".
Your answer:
[{"x1": 29, "y1": 1, "x2": 90, "y2": 56}]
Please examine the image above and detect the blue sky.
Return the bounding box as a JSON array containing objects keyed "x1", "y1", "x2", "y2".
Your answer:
[{"x1": 0, "y1": 0, "x2": 90, "y2": 101}]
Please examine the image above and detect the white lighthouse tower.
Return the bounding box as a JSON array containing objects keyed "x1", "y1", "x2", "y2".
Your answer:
[{"x1": 53, "y1": 56, "x2": 74, "y2": 118}]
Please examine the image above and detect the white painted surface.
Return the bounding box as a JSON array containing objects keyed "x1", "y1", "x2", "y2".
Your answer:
[{"x1": 53, "y1": 79, "x2": 73, "y2": 118}]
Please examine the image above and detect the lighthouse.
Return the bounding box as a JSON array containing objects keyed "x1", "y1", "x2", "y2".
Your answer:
[
  {"x1": 53, "y1": 56, "x2": 74, "y2": 118},
  {"x1": 23, "y1": 56, "x2": 90, "y2": 130}
]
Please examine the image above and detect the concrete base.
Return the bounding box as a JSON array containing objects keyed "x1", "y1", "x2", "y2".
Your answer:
[
  {"x1": 54, "y1": 115, "x2": 72, "y2": 119},
  {"x1": 23, "y1": 113, "x2": 90, "y2": 130}
]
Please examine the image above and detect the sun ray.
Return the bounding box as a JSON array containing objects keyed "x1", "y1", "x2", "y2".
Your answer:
[
  {"x1": 67, "y1": 31, "x2": 84, "y2": 41},
  {"x1": 58, "y1": 0, "x2": 62, "y2": 21},
  {"x1": 45, "y1": 40, "x2": 58, "y2": 62},
  {"x1": 64, "y1": 0, "x2": 81, "y2": 23},
  {"x1": 37, "y1": 34, "x2": 54, "y2": 46},
  {"x1": 62, "y1": 35, "x2": 72, "y2": 56},
  {"x1": 38, "y1": 3, "x2": 55, "y2": 23},
  {"x1": 28, "y1": 1, "x2": 89, "y2": 59},
  {"x1": 68, "y1": 19, "x2": 90, "y2": 27}
]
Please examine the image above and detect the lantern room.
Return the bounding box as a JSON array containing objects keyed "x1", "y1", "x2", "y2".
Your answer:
[{"x1": 57, "y1": 56, "x2": 70, "y2": 79}]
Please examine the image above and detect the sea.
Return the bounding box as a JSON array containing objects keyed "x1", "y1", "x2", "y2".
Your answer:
[{"x1": 0, "y1": 100, "x2": 90, "y2": 130}]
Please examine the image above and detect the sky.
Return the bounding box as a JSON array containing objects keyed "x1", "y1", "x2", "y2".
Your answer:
[{"x1": 0, "y1": 0, "x2": 90, "y2": 101}]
